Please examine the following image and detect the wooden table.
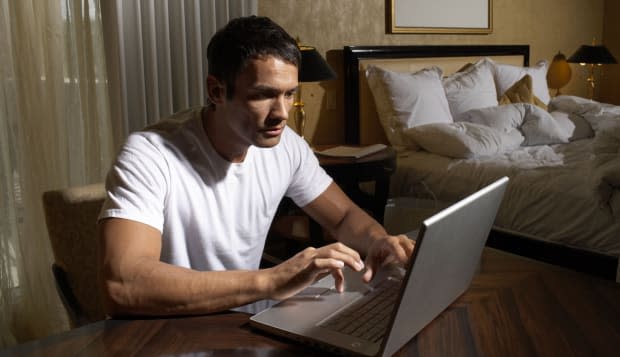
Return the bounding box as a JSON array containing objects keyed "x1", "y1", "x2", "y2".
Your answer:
[{"x1": 5, "y1": 248, "x2": 620, "y2": 357}]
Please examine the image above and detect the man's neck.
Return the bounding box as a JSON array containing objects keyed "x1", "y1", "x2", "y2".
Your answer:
[{"x1": 202, "y1": 107, "x2": 249, "y2": 163}]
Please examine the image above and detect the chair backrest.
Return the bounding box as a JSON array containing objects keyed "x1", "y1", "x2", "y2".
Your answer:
[{"x1": 42, "y1": 183, "x2": 107, "y2": 327}]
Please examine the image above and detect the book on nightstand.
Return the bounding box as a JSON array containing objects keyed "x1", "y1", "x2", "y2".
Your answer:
[{"x1": 314, "y1": 143, "x2": 386, "y2": 159}]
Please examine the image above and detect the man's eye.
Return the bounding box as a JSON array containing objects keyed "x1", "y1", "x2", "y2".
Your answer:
[{"x1": 248, "y1": 93, "x2": 270, "y2": 100}]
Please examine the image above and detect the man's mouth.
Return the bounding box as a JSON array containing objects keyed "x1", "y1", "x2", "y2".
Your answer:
[{"x1": 263, "y1": 126, "x2": 284, "y2": 136}]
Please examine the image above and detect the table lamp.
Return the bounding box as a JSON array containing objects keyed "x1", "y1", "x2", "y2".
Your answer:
[
  {"x1": 294, "y1": 46, "x2": 337, "y2": 140},
  {"x1": 546, "y1": 52, "x2": 571, "y2": 96},
  {"x1": 567, "y1": 42, "x2": 617, "y2": 100}
]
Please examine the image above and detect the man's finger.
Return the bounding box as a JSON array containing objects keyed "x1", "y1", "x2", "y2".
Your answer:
[
  {"x1": 331, "y1": 268, "x2": 345, "y2": 292},
  {"x1": 312, "y1": 257, "x2": 345, "y2": 270},
  {"x1": 317, "y1": 244, "x2": 364, "y2": 271},
  {"x1": 362, "y1": 252, "x2": 383, "y2": 283},
  {"x1": 362, "y1": 266, "x2": 374, "y2": 283}
]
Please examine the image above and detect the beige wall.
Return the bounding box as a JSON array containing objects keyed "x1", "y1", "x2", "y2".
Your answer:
[
  {"x1": 601, "y1": 0, "x2": 620, "y2": 105},
  {"x1": 259, "y1": 0, "x2": 607, "y2": 144}
]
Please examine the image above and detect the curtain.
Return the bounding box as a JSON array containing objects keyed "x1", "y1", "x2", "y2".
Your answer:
[
  {"x1": 103, "y1": 0, "x2": 257, "y2": 133},
  {"x1": 0, "y1": 0, "x2": 114, "y2": 346},
  {"x1": 0, "y1": 0, "x2": 256, "y2": 347}
]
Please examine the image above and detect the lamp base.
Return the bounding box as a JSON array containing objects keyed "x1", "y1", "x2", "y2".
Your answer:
[
  {"x1": 586, "y1": 64, "x2": 596, "y2": 100},
  {"x1": 293, "y1": 85, "x2": 307, "y2": 140},
  {"x1": 294, "y1": 103, "x2": 306, "y2": 139}
]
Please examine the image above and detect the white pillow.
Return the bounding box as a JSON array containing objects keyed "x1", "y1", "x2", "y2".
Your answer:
[
  {"x1": 456, "y1": 104, "x2": 526, "y2": 135},
  {"x1": 549, "y1": 110, "x2": 594, "y2": 141},
  {"x1": 520, "y1": 104, "x2": 570, "y2": 145},
  {"x1": 366, "y1": 65, "x2": 453, "y2": 147},
  {"x1": 442, "y1": 58, "x2": 498, "y2": 118},
  {"x1": 492, "y1": 59, "x2": 551, "y2": 105},
  {"x1": 403, "y1": 122, "x2": 523, "y2": 159},
  {"x1": 458, "y1": 103, "x2": 570, "y2": 146}
]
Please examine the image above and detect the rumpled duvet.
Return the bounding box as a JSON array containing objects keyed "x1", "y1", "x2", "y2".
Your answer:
[
  {"x1": 404, "y1": 96, "x2": 620, "y2": 220},
  {"x1": 577, "y1": 100, "x2": 620, "y2": 218},
  {"x1": 389, "y1": 96, "x2": 620, "y2": 281},
  {"x1": 550, "y1": 96, "x2": 620, "y2": 219}
]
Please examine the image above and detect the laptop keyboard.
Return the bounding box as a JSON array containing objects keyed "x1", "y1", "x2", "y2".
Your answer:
[{"x1": 319, "y1": 277, "x2": 400, "y2": 343}]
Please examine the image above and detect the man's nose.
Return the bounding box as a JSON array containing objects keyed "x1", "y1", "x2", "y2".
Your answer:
[{"x1": 270, "y1": 96, "x2": 289, "y2": 121}]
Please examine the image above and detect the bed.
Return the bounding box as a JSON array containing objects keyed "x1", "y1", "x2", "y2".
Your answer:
[{"x1": 343, "y1": 45, "x2": 620, "y2": 281}]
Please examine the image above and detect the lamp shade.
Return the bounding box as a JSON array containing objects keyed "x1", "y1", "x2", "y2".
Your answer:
[
  {"x1": 298, "y1": 46, "x2": 337, "y2": 82},
  {"x1": 567, "y1": 45, "x2": 617, "y2": 65},
  {"x1": 547, "y1": 52, "x2": 572, "y2": 91}
]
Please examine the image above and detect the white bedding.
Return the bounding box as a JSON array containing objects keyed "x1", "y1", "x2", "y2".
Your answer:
[{"x1": 388, "y1": 96, "x2": 620, "y2": 279}]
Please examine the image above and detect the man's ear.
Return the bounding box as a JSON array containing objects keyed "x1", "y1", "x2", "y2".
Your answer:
[{"x1": 206, "y1": 75, "x2": 226, "y2": 104}]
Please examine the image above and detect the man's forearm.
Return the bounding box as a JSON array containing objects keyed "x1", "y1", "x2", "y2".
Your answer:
[
  {"x1": 301, "y1": 183, "x2": 388, "y2": 257},
  {"x1": 101, "y1": 258, "x2": 271, "y2": 317},
  {"x1": 330, "y1": 204, "x2": 388, "y2": 257}
]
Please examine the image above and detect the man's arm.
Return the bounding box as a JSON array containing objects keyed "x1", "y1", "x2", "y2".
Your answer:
[
  {"x1": 98, "y1": 217, "x2": 365, "y2": 317},
  {"x1": 98, "y1": 218, "x2": 271, "y2": 316},
  {"x1": 302, "y1": 182, "x2": 414, "y2": 282}
]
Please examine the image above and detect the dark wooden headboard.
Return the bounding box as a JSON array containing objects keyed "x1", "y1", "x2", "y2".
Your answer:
[{"x1": 343, "y1": 45, "x2": 530, "y2": 145}]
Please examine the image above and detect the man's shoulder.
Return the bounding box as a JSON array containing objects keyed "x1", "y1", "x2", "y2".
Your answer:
[
  {"x1": 126, "y1": 106, "x2": 205, "y2": 146},
  {"x1": 142, "y1": 106, "x2": 204, "y2": 134}
]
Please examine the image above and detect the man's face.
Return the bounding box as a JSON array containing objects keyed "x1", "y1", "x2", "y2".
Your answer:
[{"x1": 221, "y1": 56, "x2": 298, "y2": 149}]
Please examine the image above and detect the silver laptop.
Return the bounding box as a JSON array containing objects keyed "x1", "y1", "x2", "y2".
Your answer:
[{"x1": 250, "y1": 177, "x2": 509, "y2": 356}]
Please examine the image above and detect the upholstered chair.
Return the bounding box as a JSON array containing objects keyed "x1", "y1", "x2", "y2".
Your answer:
[{"x1": 42, "y1": 183, "x2": 107, "y2": 327}]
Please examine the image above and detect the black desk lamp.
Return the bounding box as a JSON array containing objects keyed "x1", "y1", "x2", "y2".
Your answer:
[
  {"x1": 568, "y1": 42, "x2": 617, "y2": 99},
  {"x1": 294, "y1": 46, "x2": 337, "y2": 140}
]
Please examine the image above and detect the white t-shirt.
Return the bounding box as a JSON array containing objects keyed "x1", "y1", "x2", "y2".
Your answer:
[{"x1": 99, "y1": 106, "x2": 332, "y2": 273}]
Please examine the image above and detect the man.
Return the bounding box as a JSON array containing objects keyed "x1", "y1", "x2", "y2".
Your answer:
[{"x1": 98, "y1": 16, "x2": 413, "y2": 317}]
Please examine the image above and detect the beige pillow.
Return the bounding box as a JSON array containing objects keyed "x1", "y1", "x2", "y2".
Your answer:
[
  {"x1": 492, "y1": 59, "x2": 551, "y2": 105},
  {"x1": 499, "y1": 74, "x2": 548, "y2": 111},
  {"x1": 456, "y1": 62, "x2": 474, "y2": 73}
]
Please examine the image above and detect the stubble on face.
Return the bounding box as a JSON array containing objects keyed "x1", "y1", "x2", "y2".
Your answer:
[
  {"x1": 208, "y1": 56, "x2": 298, "y2": 162},
  {"x1": 236, "y1": 57, "x2": 298, "y2": 146}
]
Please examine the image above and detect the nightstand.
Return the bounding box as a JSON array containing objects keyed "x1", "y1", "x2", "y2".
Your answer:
[{"x1": 316, "y1": 145, "x2": 397, "y2": 224}]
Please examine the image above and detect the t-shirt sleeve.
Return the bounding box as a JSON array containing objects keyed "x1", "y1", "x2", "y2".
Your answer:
[
  {"x1": 98, "y1": 134, "x2": 169, "y2": 232},
  {"x1": 285, "y1": 134, "x2": 332, "y2": 208}
]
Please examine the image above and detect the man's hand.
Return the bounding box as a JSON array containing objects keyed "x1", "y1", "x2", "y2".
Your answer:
[
  {"x1": 299, "y1": 183, "x2": 414, "y2": 287},
  {"x1": 265, "y1": 242, "x2": 365, "y2": 301},
  {"x1": 362, "y1": 235, "x2": 414, "y2": 283}
]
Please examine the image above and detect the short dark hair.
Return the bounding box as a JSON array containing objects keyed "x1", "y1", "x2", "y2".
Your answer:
[{"x1": 206, "y1": 16, "x2": 300, "y2": 99}]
